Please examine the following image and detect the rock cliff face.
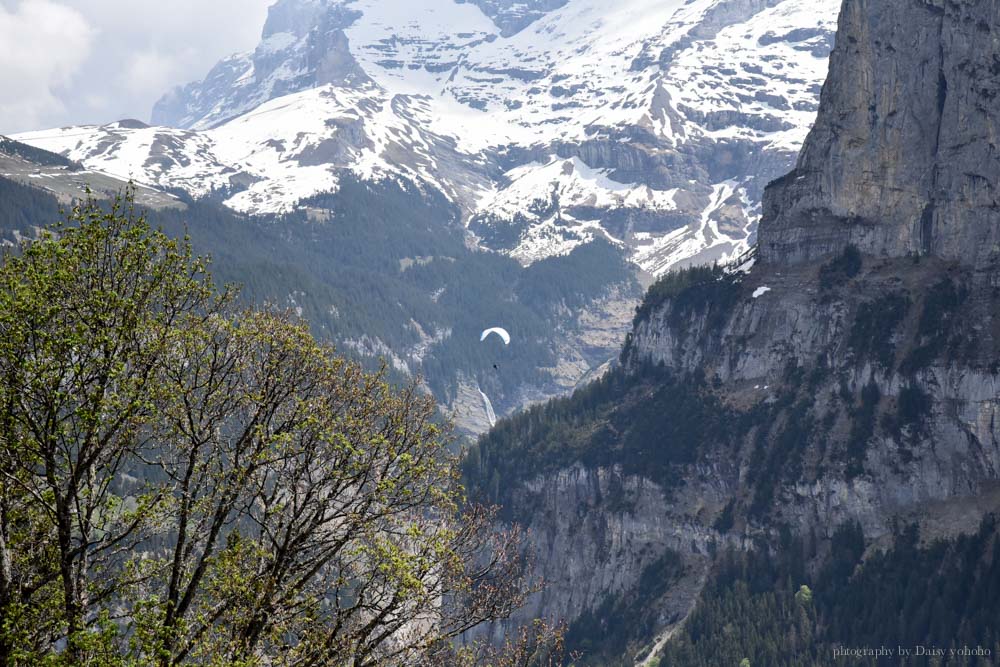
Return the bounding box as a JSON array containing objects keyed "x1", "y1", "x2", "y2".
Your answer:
[
  {"x1": 760, "y1": 0, "x2": 1000, "y2": 268},
  {"x1": 629, "y1": 257, "x2": 1000, "y2": 539},
  {"x1": 474, "y1": 0, "x2": 1000, "y2": 660},
  {"x1": 455, "y1": 0, "x2": 569, "y2": 36},
  {"x1": 476, "y1": 465, "x2": 732, "y2": 647},
  {"x1": 152, "y1": 0, "x2": 369, "y2": 130}
]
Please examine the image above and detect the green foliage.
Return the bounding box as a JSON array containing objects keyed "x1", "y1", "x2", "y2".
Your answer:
[
  {"x1": 0, "y1": 177, "x2": 65, "y2": 240},
  {"x1": 659, "y1": 517, "x2": 1000, "y2": 666},
  {"x1": 464, "y1": 365, "x2": 738, "y2": 512},
  {"x1": 818, "y1": 244, "x2": 862, "y2": 289},
  {"x1": 0, "y1": 189, "x2": 543, "y2": 665},
  {"x1": 816, "y1": 521, "x2": 866, "y2": 593},
  {"x1": 0, "y1": 175, "x2": 637, "y2": 411},
  {"x1": 823, "y1": 518, "x2": 1000, "y2": 657},
  {"x1": 748, "y1": 394, "x2": 815, "y2": 517},
  {"x1": 0, "y1": 189, "x2": 219, "y2": 663},
  {"x1": 633, "y1": 264, "x2": 741, "y2": 327},
  {"x1": 518, "y1": 239, "x2": 633, "y2": 311},
  {"x1": 660, "y1": 561, "x2": 817, "y2": 667},
  {"x1": 464, "y1": 364, "x2": 636, "y2": 508}
]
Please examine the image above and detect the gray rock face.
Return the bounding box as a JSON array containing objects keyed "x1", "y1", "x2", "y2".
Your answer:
[
  {"x1": 501, "y1": 253, "x2": 997, "y2": 659},
  {"x1": 470, "y1": 464, "x2": 746, "y2": 648},
  {"x1": 152, "y1": 0, "x2": 369, "y2": 129},
  {"x1": 630, "y1": 258, "x2": 1000, "y2": 539},
  {"x1": 261, "y1": 0, "x2": 331, "y2": 38},
  {"x1": 760, "y1": 0, "x2": 1000, "y2": 268},
  {"x1": 454, "y1": 0, "x2": 568, "y2": 36},
  {"x1": 482, "y1": 0, "x2": 1000, "y2": 656}
]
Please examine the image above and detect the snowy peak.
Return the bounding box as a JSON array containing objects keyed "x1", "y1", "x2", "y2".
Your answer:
[
  {"x1": 14, "y1": 122, "x2": 247, "y2": 200},
  {"x1": 151, "y1": 0, "x2": 836, "y2": 148},
  {"x1": 22, "y1": 85, "x2": 494, "y2": 216},
  {"x1": 262, "y1": 0, "x2": 339, "y2": 39},
  {"x1": 0, "y1": 135, "x2": 181, "y2": 211},
  {"x1": 152, "y1": 0, "x2": 369, "y2": 130},
  {"x1": 19, "y1": 0, "x2": 841, "y2": 276}
]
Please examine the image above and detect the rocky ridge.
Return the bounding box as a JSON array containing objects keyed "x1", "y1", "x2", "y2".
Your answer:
[{"x1": 0, "y1": 136, "x2": 182, "y2": 212}]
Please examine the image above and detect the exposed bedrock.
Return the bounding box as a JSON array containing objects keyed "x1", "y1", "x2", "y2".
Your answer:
[{"x1": 760, "y1": 0, "x2": 1000, "y2": 268}]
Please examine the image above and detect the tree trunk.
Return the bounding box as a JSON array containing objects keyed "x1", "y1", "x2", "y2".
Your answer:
[
  {"x1": 56, "y1": 497, "x2": 84, "y2": 661},
  {"x1": 0, "y1": 510, "x2": 13, "y2": 665}
]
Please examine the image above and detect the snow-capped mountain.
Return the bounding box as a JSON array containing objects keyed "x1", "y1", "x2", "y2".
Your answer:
[
  {"x1": 15, "y1": 0, "x2": 839, "y2": 276},
  {"x1": 0, "y1": 134, "x2": 182, "y2": 213}
]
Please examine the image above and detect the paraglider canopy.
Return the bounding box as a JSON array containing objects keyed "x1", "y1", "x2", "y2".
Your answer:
[{"x1": 480, "y1": 327, "x2": 511, "y2": 345}]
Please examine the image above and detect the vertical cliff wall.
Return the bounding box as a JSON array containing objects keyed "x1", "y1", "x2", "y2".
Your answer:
[
  {"x1": 469, "y1": 0, "x2": 1000, "y2": 662},
  {"x1": 760, "y1": 0, "x2": 1000, "y2": 267}
]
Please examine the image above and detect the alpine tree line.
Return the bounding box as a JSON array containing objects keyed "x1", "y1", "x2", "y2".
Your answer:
[{"x1": 0, "y1": 189, "x2": 567, "y2": 666}]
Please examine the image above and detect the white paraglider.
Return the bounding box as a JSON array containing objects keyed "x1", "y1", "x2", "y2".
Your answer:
[{"x1": 480, "y1": 327, "x2": 511, "y2": 345}]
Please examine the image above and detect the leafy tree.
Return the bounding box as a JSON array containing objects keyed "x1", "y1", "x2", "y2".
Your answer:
[
  {"x1": 0, "y1": 188, "x2": 557, "y2": 666},
  {"x1": 0, "y1": 190, "x2": 221, "y2": 661}
]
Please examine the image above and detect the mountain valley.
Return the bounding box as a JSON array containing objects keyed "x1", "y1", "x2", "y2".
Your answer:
[{"x1": 4, "y1": 0, "x2": 842, "y2": 431}]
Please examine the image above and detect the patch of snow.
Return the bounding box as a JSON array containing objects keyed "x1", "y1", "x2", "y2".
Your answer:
[{"x1": 478, "y1": 386, "x2": 498, "y2": 427}]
